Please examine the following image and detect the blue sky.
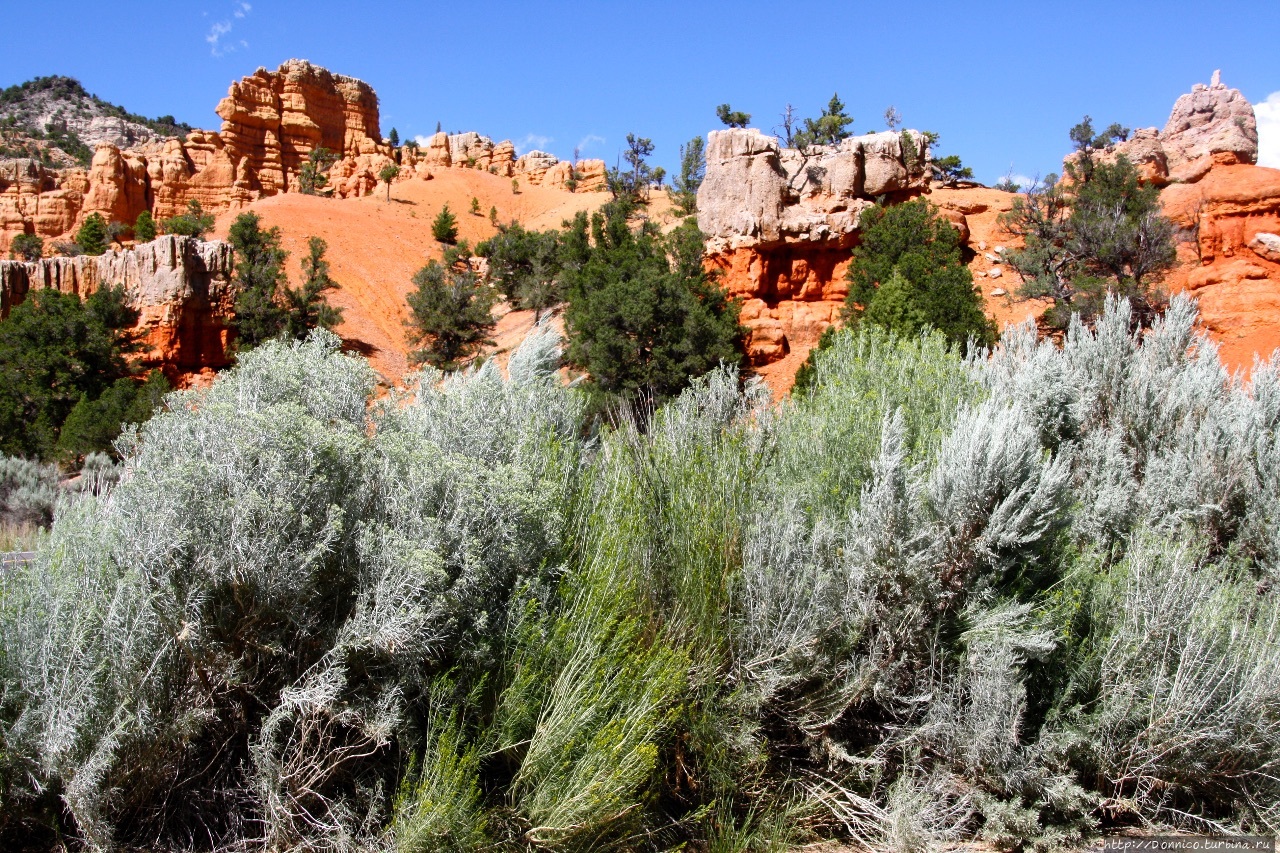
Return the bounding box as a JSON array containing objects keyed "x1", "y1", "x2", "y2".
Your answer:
[{"x1": 3, "y1": 1, "x2": 1279, "y2": 183}]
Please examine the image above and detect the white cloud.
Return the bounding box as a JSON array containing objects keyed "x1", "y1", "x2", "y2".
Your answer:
[
  {"x1": 1256, "y1": 91, "x2": 1280, "y2": 169},
  {"x1": 413, "y1": 134, "x2": 434, "y2": 146},
  {"x1": 517, "y1": 133, "x2": 552, "y2": 155},
  {"x1": 206, "y1": 2, "x2": 251, "y2": 57},
  {"x1": 576, "y1": 133, "x2": 605, "y2": 154}
]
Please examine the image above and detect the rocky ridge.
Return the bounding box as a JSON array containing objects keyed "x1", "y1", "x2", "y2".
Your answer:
[
  {"x1": 697, "y1": 127, "x2": 934, "y2": 364},
  {"x1": 0, "y1": 235, "x2": 235, "y2": 372},
  {"x1": 0, "y1": 60, "x2": 604, "y2": 255}
]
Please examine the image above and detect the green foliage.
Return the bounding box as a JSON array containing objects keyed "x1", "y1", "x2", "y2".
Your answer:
[
  {"x1": 388, "y1": 127, "x2": 400, "y2": 148},
  {"x1": 56, "y1": 369, "x2": 170, "y2": 461},
  {"x1": 5, "y1": 297, "x2": 1280, "y2": 849},
  {"x1": 511, "y1": 177, "x2": 521, "y2": 194},
  {"x1": 161, "y1": 198, "x2": 214, "y2": 239},
  {"x1": 993, "y1": 174, "x2": 1022, "y2": 193},
  {"x1": 562, "y1": 201, "x2": 743, "y2": 402},
  {"x1": 715, "y1": 103, "x2": 751, "y2": 128},
  {"x1": 229, "y1": 211, "x2": 288, "y2": 350},
  {"x1": 391, "y1": 715, "x2": 490, "y2": 852},
  {"x1": 489, "y1": 205, "x2": 499, "y2": 225},
  {"x1": 469, "y1": 196, "x2": 480, "y2": 216},
  {"x1": 0, "y1": 285, "x2": 139, "y2": 460},
  {"x1": 405, "y1": 247, "x2": 495, "y2": 370},
  {"x1": 431, "y1": 203, "x2": 458, "y2": 244},
  {"x1": 297, "y1": 146, "x2": 338, "y2": 195},
  {"x1": 477, "y1": 221, "x2": 564, "y2": 319},
  {"x1": 0, "y1": 75, "x2": 191, "y2": 139},
  {"x1": 10, "y1": 232, "x2": 42, "y2": 260},
  {"x1": 74, "y1": 212, "x2": 108, "y2": 256},
  {"x1": 606, "y1": 133, "x2": 659, "y2": 201},
  {"x1": 933, "y1": 153, "x2": 974, "y2": 185},
  {"x1": 672, "y1": 135, "x2": 705, "y2": 215},
  {"x1": 793, "y1": 92, "x2": 853, "y2": 148},
  {"x1": 43, "y1": 121, "x2": 92, "y2": 166},
  {"x1": 844, "y1": 198, "x2": 995, "y2": 349},
  {"x1": 132, "y1": 209, "x2": 156, "y2": 243},
  {"x1": 281, "y1": 237, "x2": 343, "y2": 340},
  {"x1": 379, "y1": 162, "x2": 401, "y2": 201},
  {"x1": 1002, "y1": 138, "x2": 1176, "y2": 329}
]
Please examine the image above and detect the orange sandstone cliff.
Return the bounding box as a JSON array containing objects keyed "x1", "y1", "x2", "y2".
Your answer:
[
  {"x1": 0, "y1": 59, "x2": 605, "y2": 256},
  {"x1": 0, "y1": 236, "x2": 236, "y2": 373}
]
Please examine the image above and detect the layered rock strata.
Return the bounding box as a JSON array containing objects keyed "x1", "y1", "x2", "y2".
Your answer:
[
  {"x1": 0, "y1": 236, "x2": 236, "y2": 371},
  {"x1": 697, "y1": 127, "x2": 933, "y2": 364},
  {"x1": 0, "y1": 59, "x2": 606, "y2": 254}
]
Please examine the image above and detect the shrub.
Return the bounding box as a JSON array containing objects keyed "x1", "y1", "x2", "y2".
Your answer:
[
  {"x1": 10, "y1": 232, "x2": 42, "y2": 261},
  {"x1": 132, "y1": 209, "x2": 157, "y2": 242},
  {"x1": 844, "y1": 198, "x2": 996, "y2": 349},
  {"x1": 405, "y1": 246, "x2": 495, "y2": 370},
  {"x1": 2, "y1": 296, "x2": 1279, "y2": 849},
  {"x1": 161, "y1": 199, "x2": 214, "y2": 239},
  {"x1": 74, "y1": 212, "x2": 108, "y2": 256},
  {"x1": 431, "y1": 204, "x2": 458, "y2": 244}
]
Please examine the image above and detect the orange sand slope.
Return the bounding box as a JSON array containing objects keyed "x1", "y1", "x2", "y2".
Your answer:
[{"x1": 213, "y1": 168, "x2": 609, "y2": 381}]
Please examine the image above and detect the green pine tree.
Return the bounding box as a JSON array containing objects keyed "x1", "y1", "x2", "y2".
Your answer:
[
  {"x1": 432, "y1": 204, "x2": 459, "y2": 244},
  {"x1": 133, "y1": 210, "x2": 157, "y2": 242},
  {"x1": 229, "y1": 212, "x2": 288, "y2": 351},
  {"x1": 405, "y1": 247, "x2": 495, "y2": 370},
  {"x1": 75, "y1": 212, "x2": 109, "y2": 256},
  {"x1": 562, "y1": 200, "x2": 743, "y2": 402},
  {"x1": 843, "y1": 198, "x2": 995, "y2": 349},
  {"x1": 281, "y1": 237, "x2": 343, "y2": 340}
]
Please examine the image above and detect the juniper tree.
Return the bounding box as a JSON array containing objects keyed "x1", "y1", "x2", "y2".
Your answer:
[
  {"x1": 229, "y1": 211, "x2": 288, "y2": 350},
  {"x1": 672, "y1": 135, "x2": 705, "y2": 215},
  {"x1": 432, "y1": 204, "x2": 459, "y2": 244},
  {"x1": 793, "y1": 93, "x2": 853, "y2": 148},
  {"x1": 843, "y1": 198, "x2": 994, "y2": 348},
  {"x1": 75, "y1": 212, "x2": 108, "y2": 255},
  {"x1": 298, "y1": 147, "x2": 338, "y2": 195},
  {"x1": 562, "y1": 200, "x2": 742, "y2": 402},
  {"x1": 10, "y1": 232, "x2": 42, "y2": 260},
  {"x1": 281, "y1": 237, "x2": 343, "y2": 340},
  {"x1": 379, "y1": 163, "x2": 401, "y2": 201},
  {"x1": 405, "y1": 244, "x2": 496, "y2": 370},
  {"x1": 1001, "y1": 118, "x2": 1174, "y2": 329},
  {"x1": 715, "y1": 104, "x2": 751, "y2": 128},
  {"x1": 0, "y1": 285, "x2": 139, "y2": 458},
  {"x1": 133, "y1": 209, "x2": 157, "y2": 242},
  {"x1": 161, "y1": 199, "x2": 215, "y2": 239}
]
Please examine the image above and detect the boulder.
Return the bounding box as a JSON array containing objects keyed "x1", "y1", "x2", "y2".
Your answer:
[{"x1": 1249, "y1": 232, "x2": 1280, "y2": 264}]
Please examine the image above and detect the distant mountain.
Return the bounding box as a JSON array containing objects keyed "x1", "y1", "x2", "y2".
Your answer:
[{"x1": 0, "y1": 76, "x2": 192, "y2": 168}]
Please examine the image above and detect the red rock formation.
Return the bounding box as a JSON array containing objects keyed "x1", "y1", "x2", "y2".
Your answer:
[
  {"x1": 1160, "y1": 164, "x2": 1280, "y2": 370},
  {"x1": 697, "y1": 127, "x2": 933, "y2": 364},
  {"x1": 0, "y1": 236, "x2": 236, "y2": 372},
  {"x1": 0, "y1": 60, "x2": 392, "y2": 252}
]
